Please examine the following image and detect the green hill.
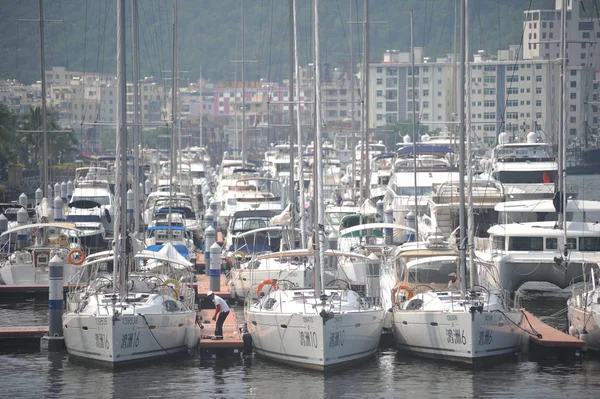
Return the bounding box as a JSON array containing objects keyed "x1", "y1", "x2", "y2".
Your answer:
[{"x1": 0, "y1": 0, "x2": 557, "y2": 85}]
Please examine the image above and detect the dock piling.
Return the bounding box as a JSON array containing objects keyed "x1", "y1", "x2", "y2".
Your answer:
[{"x1": 42, "y1": 254, "x2": 65, "y2": 351}]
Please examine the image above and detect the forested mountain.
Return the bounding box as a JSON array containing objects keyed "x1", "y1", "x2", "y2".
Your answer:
[{"x1": 0, "y1": 0, "x2": 564, "y2": 85}]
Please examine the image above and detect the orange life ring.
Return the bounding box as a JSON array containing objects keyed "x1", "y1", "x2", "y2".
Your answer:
[
  {"x1": 391, "y1": 283, "x2": 414, "y2": 305},
  {"x1": 256, "y1": 279, "x2": 278, "y2": 296},
  {"x1": 67, "y1": 249, "x2": 85, "y2": 265}
]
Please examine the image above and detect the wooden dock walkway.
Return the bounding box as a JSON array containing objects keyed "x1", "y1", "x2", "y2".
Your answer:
[
  {"x1": 196, "y1": 309, "x2": 245, "y2": 355},
  {"x1": 521, "y1": 310, "x2": 585, "y2": 349},
  {"x1": 0, "y1": 326, "x2": 48, "y2": 340}
]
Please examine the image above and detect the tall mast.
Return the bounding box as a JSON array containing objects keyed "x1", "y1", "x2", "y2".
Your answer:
[
  {"x1": 39, "y1": 0, "x2": 48, "y2": 197},
  {"x1": 241, "y1": 0, "x2": 247, "y2": 167},
  {"x1": 465, "y1": 0, "x2": 475, "y2": 290},
  {"x1": 131, "y1": 0, "x2": 141, "y2": 233},
  {"x1": 199, "y1": 64, "x2": 203, "y2": 147},
  {"x1": 349, "y1": 1, "x2": 357, "y2": 200},
  {"x1": 287, "y1": 0, "x2": 296, "y2": 248},
  {"x1": 115, "y1": 0, "x2": 128, "y2": 294},
  {"x1": 293, "y1": 0, "x2": 306, "y2": 248},
  {"x1": 458, "y1": 0, "x2": 467, "y2": 293},
  {"x1": 314, "y1": 0, "x2": 325, "y2": 299},
  {"x1": 559, "y1": 0, "x2": 568, "y2": 241},
  {"x1": 361, "y1": 0, "x2": 371, "y2": 201},
  {"x1": 410, "y1": 9, "x2": 418, "y2": 243},
  {"x1": 168, "y1": 2, "x2": 178, "y2": 234}
]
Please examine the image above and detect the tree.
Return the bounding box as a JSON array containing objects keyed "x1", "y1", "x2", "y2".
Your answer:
[
  {"x1": 0, "y1": 104, "x2": 17, "y2": 178},
  {"x1": 17, "y1": 106, "x2": 78, "y2": 169}
]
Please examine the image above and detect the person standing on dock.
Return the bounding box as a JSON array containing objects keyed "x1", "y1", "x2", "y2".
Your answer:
[{"x1": 207, "y1": 291, "x2": 230, "y2": 340}]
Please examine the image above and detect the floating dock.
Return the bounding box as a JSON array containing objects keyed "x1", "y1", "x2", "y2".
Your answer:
[
  {"x1": 520, "y1": 310, "x2": 585, "y2": 359},
  {"x1": 0, "y1": 326, "x2": 49, "y2": 348},
  {"x1": 196, "y1": 309, "x2": 245, "y2": 356}
]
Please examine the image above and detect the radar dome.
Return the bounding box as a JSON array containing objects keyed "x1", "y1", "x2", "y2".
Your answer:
[
  {"x1": 403, "y1": 134, "x2": 411, "y2": 144},
  {"x1": 526, "y1": 131, "x2": 537, "y2": 143},
  {"x1": 498, "y1": 132, "x2": 509, "y2": 145}
]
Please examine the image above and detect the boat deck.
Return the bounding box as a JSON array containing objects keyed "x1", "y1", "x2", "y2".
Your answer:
[{"x1": 196, "y1": 309, "x2": 245, "y2": 355}]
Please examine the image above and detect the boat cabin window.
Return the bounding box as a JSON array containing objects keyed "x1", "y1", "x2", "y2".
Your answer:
[
  {"x1": 546, "y1": 237, "x2": 577, "y2": 250},
  {"x1": 378, "y1": 176, "x2": 390, "y2": 186},
  {"x1": 579, "y1": 237, "x2": 600, "y2": 252},
  {"x1": 163, "y1": 300, "x2": 181, "y2": 312},
  {"x1": 394, "y1": 186, "x2": 434, "y2": 197},
  {"x1": 493, "y1": 170, "x2": 555, "y2": 184},
  {"x1": 492, "y1": 236, "x2": 505, "y2": 250},
  {"x1": 508, "y1": 237, "x2": 544, "y2": 251},
  {"x1": 71, "y1": 195, "x2": 111, "y2": 206}
]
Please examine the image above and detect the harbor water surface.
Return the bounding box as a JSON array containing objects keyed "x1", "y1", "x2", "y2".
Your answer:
[{"x1": 2, "y1": 174, "x2": 600, "y2": 398}]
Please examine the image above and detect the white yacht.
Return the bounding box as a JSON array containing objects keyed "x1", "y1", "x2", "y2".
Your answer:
[
  {"x1": 479, "y1": 132, "x2": 559, "y2": 201},
  {"x1": 63, "y1": 250, "x2": 200, "y2": 366},
  {"x1": 0, "y1": 223, "x2": 83, "y2": 285},
  {"x1": 69, "y1": 177, "x2": 115, "y2": 236},
  {"x1": 245, "y1": 250, "x2": 384, "y2": 370},
  {"x1": 568, "y1": 270, "x2": 600, "y2": 352}
]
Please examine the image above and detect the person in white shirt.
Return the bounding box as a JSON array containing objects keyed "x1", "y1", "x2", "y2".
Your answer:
[
  {"x1": 447, "y1": 272, "x2": 459, "y2": 290},
  {"x1": 207, "y1": 291, "x2": 230, "y2": 339}
]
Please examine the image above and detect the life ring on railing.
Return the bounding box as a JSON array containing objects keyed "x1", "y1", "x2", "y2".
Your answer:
[
  {"x1": 67, "y1": 249, "x2": 85, "y2": 265},
  {"x1": 391, "y1": 283, "x2": 413, "y2": 305},
  {"x1": 232, "y1": 250, "x2": 247, "y2": 263},
  {"x1": 162, "y1": 279, "x2": 180, "y2": 299},
  {"x1": 256, "y1": 279, "x2": 278, "y2": 296}
]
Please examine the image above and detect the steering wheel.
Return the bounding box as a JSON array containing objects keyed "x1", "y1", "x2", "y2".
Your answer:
[{"x1": 325, "y1": 279, "x2": 351, "y2": 290}]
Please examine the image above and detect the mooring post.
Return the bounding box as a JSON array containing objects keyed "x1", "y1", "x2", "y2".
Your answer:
[{"x1": 43, "y1": 254, "x2": 65, "y2": 351}]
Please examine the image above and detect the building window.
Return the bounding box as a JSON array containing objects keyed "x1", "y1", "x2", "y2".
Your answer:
[
  {"x1": 483, "y1": 112, "x2": 496, "y2": 120},
  {"x1": 376, "y1": 67, "x2": 383, "y2": 73},
  {"x1": 376, "y1": 78, "x2": 383, "y2": 85},
  {"x1": 507, "y1": 100, "x2": 518, "y2": 107},
  {"x1": 507, "y1": 76, "x2": 519, "y2": 83},
  {"x1": 570, "y1": 93, "x2": 577, "y2": 99},
  {"x1": 570, "y1": 81, "x2": 577, "y2": 88},
  {"x1": 423, "y1": 101, "x2": 429, "y2": 108},
  {"x1": 423, "y1": 89, "x2": 429, "y2": 96},
  {"x1": 536, "y1": 87, "x2": 542, "y2": 94},
  {"x1": 376, "y1": 90, "x2": 383, "y2": 97},
  {"x1": 484, "y1": 76, "x2": 496, "y2": 84},
  {"x1": 376, "y1": 114, "x2": 383, "y2": 121},
  {"x1": 507, "y1": 87, "x2": 518, "y2": 95},
  {"x1": 484, "y1": 100, "x2": 496, "y2": 107},
  {"x1": 570, "y1": 116, "x2": 576, "y2": 123},
  {"x1": 506, "y1": 112, "x2": 518, "y2": 119},
  {"x1": 536, "y1": 100, "x2": 542, "y2": 106},
  {"x1": 376, "y1": 102, "x2": 383, "y2": 109},
  {"x1": 570, "y1": 105, "x2": 576, "y2": 112},
  {"x1": 536, "y1": 112, "x2": 542, "y2": 119},
  {"x1": 484, "y1": 65, "x2": 496, "y2": 72},
  {"x1": 484, "y1": 88, "x2": 496, "y2": 95}
]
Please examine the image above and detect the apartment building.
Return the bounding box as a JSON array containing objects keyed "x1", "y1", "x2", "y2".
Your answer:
[{"x1": 367, "y1": 49, "x2": 454, "y2": 132}]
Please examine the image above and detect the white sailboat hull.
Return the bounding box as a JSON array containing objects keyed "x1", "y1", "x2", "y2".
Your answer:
[
  {"x1": 63, "y1": 312, "x2": 196, "y2": 366},
  {"x1": 568, "y1": 303, "x2": 600, "y2": 352},
  {"x1": 392, "y1": 310, "x2": 522, "y2": 363},
  {"x1": 246, "y1": 310, "x2": 383, "y2": 370}
]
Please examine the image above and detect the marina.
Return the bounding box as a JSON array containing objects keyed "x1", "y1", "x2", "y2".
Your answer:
[{"x1": 3, "y1": 0, "x2": 600, "y2": 397}]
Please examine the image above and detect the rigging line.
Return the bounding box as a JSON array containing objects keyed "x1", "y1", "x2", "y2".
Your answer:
[
  {"x1": 153, "y1": 0, "x2": 166, "y2": 84},
  {"x1": 497, "y1": 0, "x2": 501, "y2": 52},
  {"x1": 138, "y1": 1, "x2": 161, "y2": 87},
  {"x1": 473, "y1": 0, "x2": 487, "y2": 53},
  {"x1": 256, "y1": 0, "x2": 268, "y2": 75},
  {"x1": 59, "y1": 0, "x2": 69, "y2": 70},
  {"x1": 499, "y1": 0, "x2": 533, "y2": 130}
]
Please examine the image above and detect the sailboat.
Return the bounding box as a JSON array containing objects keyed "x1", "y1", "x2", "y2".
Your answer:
[
  {"x1": 244, "y1": 0, "x2": 384, "y2": 370},
  {"x1": 391, "y1": 0, "x2": 522, "y2": 364},
  {"x1": 62, "y1": 0, "x2": 199, "y2": 367}
]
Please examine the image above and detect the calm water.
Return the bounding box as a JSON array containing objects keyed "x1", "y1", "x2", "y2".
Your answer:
[{"x1": 1, "y1": 175, "x2": 600, "y2": 398}]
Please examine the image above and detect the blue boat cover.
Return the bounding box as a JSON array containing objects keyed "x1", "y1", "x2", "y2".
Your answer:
[{"x1": 145, "y1": 243, "x2": 189, "y2": 258}]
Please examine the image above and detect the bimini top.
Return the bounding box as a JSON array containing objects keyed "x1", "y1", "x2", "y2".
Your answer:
[
  {"x1": 374, "y1": 152, "x2": 396, "y2": 160},
  {"x1": 396, "y1": 145, "x2": 453, "y2": 156}
]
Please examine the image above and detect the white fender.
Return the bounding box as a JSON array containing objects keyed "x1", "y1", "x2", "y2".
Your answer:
[
  {"x1": 185, "y1": 325, "x2": 198, "y2": 349},
  {"x1": 580, "y1": 329, "x2": 589, "y2": 352}
]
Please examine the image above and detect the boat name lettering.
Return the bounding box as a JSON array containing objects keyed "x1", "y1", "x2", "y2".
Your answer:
[
  {"x1": 95, "y1": 333, "x2": 109, "y2": 349},
  {"x1": 97, "y1": 318, "x2": 108, "y2": 326},
  {"x1": 121, "y1": 332, "x2": 140, "y2": 349},
  {"x1": 478, "y1": 329, "x2": 493, "y2": 346},
  {"x1": 445, "y1": 328, "x2": 467, "y2": 345},
  {"x1": 299, "y1": 330, "x2": 318, "y2": 348},
  {"x1": 328, "y1": 330, "x2": 345, "y2": 348},
  {"x1": 302, "y1": 317, "x2": 314, "y2": 323},
  {"x1": 446, "y1": 315, "x2": 458, "y2": 321},
  {"x1": 122, "y1": 317, "x2": 138, "y2": 325}
]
